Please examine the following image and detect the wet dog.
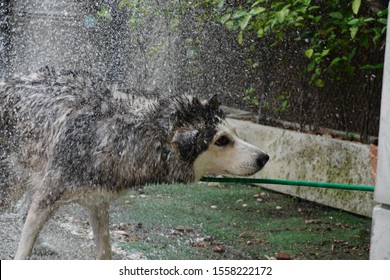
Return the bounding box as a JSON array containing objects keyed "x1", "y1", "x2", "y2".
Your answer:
[{"x1": 0, "y1": 68, "x2": 269, "y2": 259}]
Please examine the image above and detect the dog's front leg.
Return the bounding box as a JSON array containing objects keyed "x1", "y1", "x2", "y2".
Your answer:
[{"x1": 87, "y1": 200, "x2": 112, "y2": 260}]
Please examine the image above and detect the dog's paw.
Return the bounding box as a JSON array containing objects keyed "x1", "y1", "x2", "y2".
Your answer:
[{"x1": 33, "y1": 237, "x2": 57, "y2": 256}]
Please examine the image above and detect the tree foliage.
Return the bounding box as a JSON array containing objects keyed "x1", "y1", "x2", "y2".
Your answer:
[
  {"x1": 204, "y1": 0, "x2": 387, "y2": 88},
  {"x1": 97, "y1": 1, "x2": 387, "y2": 88}
]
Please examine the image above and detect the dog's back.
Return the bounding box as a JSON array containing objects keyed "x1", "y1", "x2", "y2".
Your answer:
[{"x1": 1, "y1": 68, "x2": 118, "y2": 208}]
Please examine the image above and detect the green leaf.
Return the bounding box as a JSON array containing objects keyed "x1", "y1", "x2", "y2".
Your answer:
[
  {"x1": 246, "y1": 87, "x2": 256, "y2": 94},
  {"x1": 377, "y1": 18, "x2": 388, "y2": 25},
  {"x1": 281, "y1": 100, "x2": 288, "y2": 110},
  {"x1": 217, "y1": 0, "x2": 225, "y2": 10},
  {"x1": 232, "y1": 10, "x2": 248, "y2": 19},
  {"x1": 220, "y1": 14, "x2": 231, "y2": 24},
  {"x1": 329, "y1": 57, "x2": 341, "y2": 67},
  {"x1": 97, "y1": 6, "x2": 113, "y2": 20},
  {"x1": 350, "y1": 26, "x2": 358, "y2": 39},
  {"x1": 275, "y1": 7, "x2": 290, "y2": 23},
  {"x1": 257, "y1": 27, "x2": 265, "y2": 37},
  {"x1": 363, "y1": 17, "x2": 375, "y2": 23},
  {"x1": 347, "y1": 18, "x2": 359, "y2": 25},
  {"x1": 308, "y1": 5, "x2": 320, "y2": 11},
  {"x1": 321, "y1": 49, "x2": 330, "y2": 57},
  {"x1": 275, "y1": 11, "x2": 285, "y2": 22},
  {"x1": 352, "y1": 0, "x2": 361, "y2": 15},
  {"x1": 304, "y1": 48, "x2": 314, "y2": 58},
  {"x1": 252, "y1": 98, "x2": 259, "y2": 106},
  {"x1": 306, "y1": 63, "x2": 315, "y2": 72},
  {"x1": 250, "y1": 7, "x2": 266, "y2": 15},
  {"x1": 315, "y1": 79, "x2": 325, "y2": 88},
  {"x1": 313, "y1": 15, "x2": 322, "y2": 23},
  {"x1": 329, "y1": 12, "x2": 343, "y2": 19},
  {"x1": 360, "y1": 63, "x2": 384, "y2": 70},
  {"x1": 118, "y1": 0, "x2": 134, "y2": 9},
  {"x1": 225, "y1": 20, "x2": 235, "y2": 30},
  {"x1": 240, "y1": 14, "x2": 253, "y2": 29},
  {"x1": 377, "y1": 9, "x2": 388, "y2": 18},
  {"x1": 251, "y1": 0, "x2": 265, "y2": 8},
  {"x1": 237, "y1": 30, "x2": 243, "y2": 45}
]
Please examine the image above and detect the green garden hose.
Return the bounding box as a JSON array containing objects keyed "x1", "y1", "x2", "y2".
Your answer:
[{"x1": 200, "y1": 177, "x2": 374, "y2": 192}]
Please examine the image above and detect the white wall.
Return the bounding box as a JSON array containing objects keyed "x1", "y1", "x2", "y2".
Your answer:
[{"x1": 228, "y1": 118, "x2": 375, "y2": 217}]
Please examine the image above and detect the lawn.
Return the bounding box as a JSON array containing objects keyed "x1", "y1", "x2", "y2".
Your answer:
[{"x1": 111, "y1": 183, "x2": 371, "y2": 260}]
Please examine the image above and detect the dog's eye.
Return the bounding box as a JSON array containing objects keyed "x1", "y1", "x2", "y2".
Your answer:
[{"x1": 214, "y1": 136, "x2": 231, "y2": 147}]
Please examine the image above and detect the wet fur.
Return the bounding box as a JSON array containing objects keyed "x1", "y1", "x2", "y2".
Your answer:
[{"x1": 0, "y1": 68, "x2": 268, "y2": 259}]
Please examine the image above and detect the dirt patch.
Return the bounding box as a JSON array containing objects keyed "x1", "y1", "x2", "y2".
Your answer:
[{"x1": 0, "y1": 183, "x2": 371, "y2": 260}]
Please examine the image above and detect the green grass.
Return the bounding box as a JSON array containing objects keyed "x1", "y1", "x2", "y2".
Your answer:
[{"x1": 111, "y1": 183, "x2": 371, "y2": 260}]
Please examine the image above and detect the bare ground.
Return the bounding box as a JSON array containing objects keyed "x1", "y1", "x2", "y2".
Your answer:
[{"x1": 0, "y1": 204, "x2": 144, "y2": 260}]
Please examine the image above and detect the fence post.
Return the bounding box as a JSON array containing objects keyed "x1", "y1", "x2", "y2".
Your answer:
[{"x1": 370, "y1": 3, "x2": 390, "y2": 260}]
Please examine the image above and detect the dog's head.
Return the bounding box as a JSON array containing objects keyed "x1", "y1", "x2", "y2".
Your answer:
[
  {"x1": 169, "y1": 95, "x2": 269, "y2": 181},
  {"x1": 191, "y1": 120, "x2": 269, "y2": 180}
]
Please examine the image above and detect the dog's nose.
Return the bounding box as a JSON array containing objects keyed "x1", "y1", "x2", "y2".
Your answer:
[{"x1": 257, "y1": 153, "x2": 269, "y2": 169}]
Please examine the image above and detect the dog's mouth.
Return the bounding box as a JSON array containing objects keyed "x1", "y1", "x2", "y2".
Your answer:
[
  {"x1": 223, "y1": 169, "x2": 260, "y2": 177},
  {"x1": 222, "y1": 153, "x2": 269, "y2": 177},
  {"x1": 224, "y1": 158, "x2": 269, "y2": 176}
]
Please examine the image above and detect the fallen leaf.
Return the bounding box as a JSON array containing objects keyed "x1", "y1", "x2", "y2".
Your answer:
[
  {"x1": 208, "y1": 182, "x2": 221, "y2": 188},
  {"x1": 129, "y1": 234, "x2": 139, "y2": 242},
  {"x1": 113, "y1": 230, "x2": 128, "y2": 237},
  {"x1": 305, "y1": 219, "x2": 321, "y2": 224},
  {"x1": 212, "y1": 245, "x2": 225, "y2": 253},
  {"x1": 192, "y1": 242, "x2": 207, "y2": 248},
  {"x1": 276, "y1": 252, "x2": 291, "y2": 260},
  {"x1": 204, "y1": 236, "x2": 213, "y2": 242},
  {"x1": 174, "y1": 226, "x2": 193, "y2": 232}
]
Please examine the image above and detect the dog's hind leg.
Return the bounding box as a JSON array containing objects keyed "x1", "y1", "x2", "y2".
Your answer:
[
  {"x1": 86, "y1": 200, "x2": 112, "y2": 260},
  {"x1": 18, "y1": 191, "x2": 57, "y2": 257},
  {"x1": 14, "y1": 199, "x2": 56, "y2": 259}
]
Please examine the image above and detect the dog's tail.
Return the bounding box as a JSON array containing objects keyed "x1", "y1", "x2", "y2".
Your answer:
[
  {"x1": 0, "y1": 123, "x2": 22, "y2": 211},
  {"x1": 0, "y1": 155, "x2": 26, "y2": 212},
  {"x1": 0, "y1": 153, "x2": 11, "y2": 211},
  {"x1": 0, "y1": 98, "x2": 10, "y2": 210},
  {"x1": 0, "y1": 85, "x2": 19, "y2": 211}
]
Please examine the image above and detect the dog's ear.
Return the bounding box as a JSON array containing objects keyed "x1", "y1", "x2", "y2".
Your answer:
[
  {"x1": 172, "y1": 129, "x2": 199, "y2": 148},
  {"x1": 208, "y1": 94, "x2": 221, "y2": 110},
  {"x1": 171, "y1": 129, "x2": 199, "y2": 161}
]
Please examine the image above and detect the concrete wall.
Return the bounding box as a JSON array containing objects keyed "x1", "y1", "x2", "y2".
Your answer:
[{"x1": 228, "y1": 118, "x2": 375, "y2": 218}]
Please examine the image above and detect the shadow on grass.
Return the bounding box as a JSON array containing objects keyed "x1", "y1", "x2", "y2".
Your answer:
[{"x1": 111, "y1": 183, "x2": 371, "y2": 260}]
